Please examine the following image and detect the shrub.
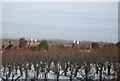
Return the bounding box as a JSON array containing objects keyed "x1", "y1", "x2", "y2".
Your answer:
[
  {"x1": 91, "y1": 42, "x2": 99, "y2": 48},
  {"x1": 116, "y1": 41, "x2": 120, "y2": 48},
  {"x1": 39, "y1": 40, "x2": 49, "y2": 50}
]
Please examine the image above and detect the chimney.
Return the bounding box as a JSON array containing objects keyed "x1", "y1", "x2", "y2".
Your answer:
[
  {"x1": 77, "y1": 41, "x2": 79, "y2": 44},
  {"x1": 35, "y1": 38, "x2": 37, "y2": 42},
  {"x1": 31, "y1": 38, "x2": 33, "y2": 42},
  {"x1": 73, "y1": 40, "x2": 75, "y2": 44}
]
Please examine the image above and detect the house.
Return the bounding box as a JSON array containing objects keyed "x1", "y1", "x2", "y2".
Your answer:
[
  {"x1": 28, "y1": 38, "x2": 39, "y2": 48},
  {"x1": 72, "y1": 40, "x2": 81, "y2": 49}
]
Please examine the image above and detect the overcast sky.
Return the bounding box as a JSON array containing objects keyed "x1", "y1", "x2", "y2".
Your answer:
[{"x1": 2, "y1": 2, "x2": 118, "y2": 42}]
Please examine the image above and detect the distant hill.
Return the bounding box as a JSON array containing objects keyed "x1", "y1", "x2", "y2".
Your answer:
[{"x1": 2, "y1": 38, "x2": 111, "y2": 45}]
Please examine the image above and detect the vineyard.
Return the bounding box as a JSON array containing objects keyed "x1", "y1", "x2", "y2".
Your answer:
[{"x1": 0, "y1": 44, "x2": 119, "y2": 81}]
